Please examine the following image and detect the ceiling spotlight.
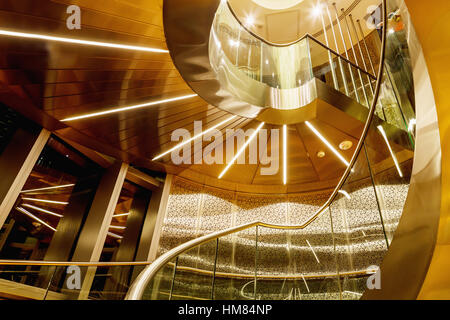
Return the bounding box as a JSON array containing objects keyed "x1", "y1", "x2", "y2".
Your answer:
[
  {"x1": 245, "y1": 15, "x2": 255, "y2": 27},
  {"x1": 339, "y1": 141, "x2": 353, "y2": 151},
  {"x1": 312, "y1": 4, "x2": 323, "y2": 18},
  {"x1": 317, "y1": 150, "x2": 326, "y2": 158}
]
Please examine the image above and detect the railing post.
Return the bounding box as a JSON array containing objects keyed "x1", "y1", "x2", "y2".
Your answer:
[
  {"x1": 342, "y1": 8, "x2": 371, "y2": 107},
  {"x1": 350, "y1": 14, "x2": 375, "y2": 96},
  {"x1": 319, "y1": 3, "x2": 339, "y2": 91},
  {"x1": 332, "y1": 3, "x2": 361, "y2": 103},
  {"x1": 326, "y1": 3, "x2": 350, "y2": 96}
]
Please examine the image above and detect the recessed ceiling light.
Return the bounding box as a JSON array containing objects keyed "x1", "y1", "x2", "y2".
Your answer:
[
  {"x1": 62, "y1": 94, "x2": 198, "y2": 122},
  {"x1": 317, "y1": 151, "x2": 326, "y2": 158},
  {"x1": 0, "y1": 29, "x2": 168, "y2": 53},
  {"x1": 339, "y1": 140, "x2": 353, "y2": 151}
]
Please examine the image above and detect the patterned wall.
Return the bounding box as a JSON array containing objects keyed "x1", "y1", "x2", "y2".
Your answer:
[{"x1": 158, "y1": 166, "x2": 410, "y2": 282}]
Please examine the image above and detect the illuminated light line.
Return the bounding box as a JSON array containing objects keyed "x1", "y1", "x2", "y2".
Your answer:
[
  {"x1": 107, "y1": 232, "x2": 123, "y2": 239},
  {"x1": 0, "y1": 29, "x2": 168, "y2": 53},
  {"x1": 62, "y1": 94, "x2": 198, "y2": 122},
  {"x1": 305, "y1": 121, "x2": 351, "y2": 168},
  {"x1": 109, "y1": 225, "x2": 126, "y2": 230},
  {"x1": 153, "y1": 115, "x2": 237, "y2": 161},
  {"x1": 283, "y1": 125, "x2": 287, "y2": 185},
  {"x1": 22, "y1": 197, "x2": 68, "y2": 205},
  {"x1": 218, "y1": 122, "x2": 265, "y2": 179},
  {"x1": 16, "y1": 207, "x2": 57, "y2": 232},
  {"x1": 301, "y1": 274, "x2": 310, "y2": 293},
  {"x1": 21, "y1": 184, "x2": 75, "y2": 194},
  {"x1": 338, "y1": 190, "x2": 351, "y2": 200},
  {"x1": 343, "y1": 291, "x2": 362, "y2": 296},
  {"x1": 306, "y1": 239, "x2": 320, "y2": 264},
  {"x1": 113, "y1": 213, "x2": 130, "y2": 218},
  {"x1": 377, "y1": 126, "x2": 403, "y2": 178},
  {"x1": 22, "y1": 204, "x2": 63, "y2": 218}
]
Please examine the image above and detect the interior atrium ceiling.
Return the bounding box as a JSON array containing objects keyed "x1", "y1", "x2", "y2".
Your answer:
[
  {"x1": 0, "y1": 0, "x2": 411, "y2": 196},
  {"x1": 228, "y1": 0, "x2": 381, "y2": 44}
]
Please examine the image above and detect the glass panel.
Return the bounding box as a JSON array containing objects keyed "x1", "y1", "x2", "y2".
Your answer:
[
  {"x1": 171, "y1": 238, "x2": 218, "y2": 300},
  {"x1": 0, "y1": 264, "x2": 57, "y2": 300},
  {"x1": 142, "y1": 259, "x2": 177, "y2": 300},
  {"x1": 213, "y1": 227, "x2": 257, "y2": 300},
  {"x1": 0, "y1": 136, "x2": 102, "y2": 262},
  {"x1": 330, "y1": 146, "x2": 389, "y2": 299}
]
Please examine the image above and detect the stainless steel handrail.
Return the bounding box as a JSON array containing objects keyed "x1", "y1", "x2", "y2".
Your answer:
[
  {"x1": 0, "y1": 260, "x2": 152, "y2": 267},
  {"x1": 125, "y1": 0, "x2": 387, "y2": 300}
]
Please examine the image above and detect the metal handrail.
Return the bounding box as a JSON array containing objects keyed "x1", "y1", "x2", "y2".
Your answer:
[
  {"x1": 0, "y1": 260, "x2": 152, "y2": 267},
  {"x1": 223, "y1": 0, "x2": 377, "y2": 79},
  {"x1": 125, "y1": 0, "x2": 387, "y2": 300}
]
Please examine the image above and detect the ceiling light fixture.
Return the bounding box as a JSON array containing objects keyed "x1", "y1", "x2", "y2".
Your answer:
[
  {"x1": 283, "y1": 125, "x2": 287, "y2": 185},
  {"x1": 21, "y1": 184, "x2": 75, "y2": 194},
  {"x1": 62, "y1": 94, "x2": 198, "y2": 122},
  {"x1": 16, "y1": 207, "x2": 57, "y2": 232},
  {"x1": 305, "y1": 121, "x2": 351, "y2": 168},
  {"x1": 22, "y1": 204, "x2": 64, "y2": 218},
  {"x1": 153, "y1": 115, "x2": 237, "y2": 161},
  {"x1": 107, "y1": 232, "x2": 123, "y2": 239},
  {"x1": 0, "y1": 29, "x2": 168, "y2": 53},
  {"x1": 218, "y1": 122, "x2": 265, "y2": 179},
  {"x1": 377, "y1": 125, "x2": 403, "y2": 178},
  {"x1": 22, "y1": 197, "x2": 69, "y2": 205},
  {"x1": 312, "y1": 4, "x2": 323, "y2": 18},
  {"x1": 109, "y1": 225, "x2": 126, "y2": 230},
  {"x1": 113, "y1": 212, "x2": 130, "y2": 218},
  {"x1": 245, "y1": 15, "x2": 255, "y2": 27}
]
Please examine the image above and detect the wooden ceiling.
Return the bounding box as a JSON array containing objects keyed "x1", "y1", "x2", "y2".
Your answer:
[{"x1": 0, "y1": 0, "x2": 410, "y2": 192}]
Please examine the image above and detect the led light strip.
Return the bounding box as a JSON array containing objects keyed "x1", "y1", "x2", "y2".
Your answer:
[
  {"x1": 283, "y1": 125, "x2": 287, "y2": 185},
  {"x1": 62, "y1": 94, "x2": 198, "y2": 122},
  {"x1": 338, "y1": 190, "x2": 351, "y2": 200},
  {"x1": 218, "y1": 122, "x2": 265, "y2": 179},
  {"x1": 305, "y1": 121, "x2": 351, "y2": 168},
  {"x1": 301, "y1": 274, "x2": 310, "y2": 293},
  {"x1": 306, "y1": 239, "x2": 320, "y2": 264},
  {"x1": 0, "y1": 29, "x2": 168, "y2": 53},
  {"x1": 109, "y1": 225, "x2": 126, "y2": 230},
  {"x1": 22, "y1": 197, "x2": 69, "y2": 205},
  {"x1": 16, "y1": 207, "x2": 57, "y2": 232},
  {"x1": 113, "y1": 213, "x2": 130, "y2": 218},
  {"x1": 22, "y1": 204, "x2": 63, "y2": 218},
  {"x1": 153, "y1": 115, "x2": 237, "y2": 161},
  {"x1": 21, "y1": 184, "x2": 75, "y2": 194},
  {"x1": 377, "y1": 126, "x2": 403, "y2": 178},
  {"x1": 107, "y1": 232, "x2": 123, "y2": 239}
]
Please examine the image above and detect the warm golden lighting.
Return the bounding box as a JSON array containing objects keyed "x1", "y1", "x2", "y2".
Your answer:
[
  {"x1": 305, "y1": 121, "x2": 351, "y2": 168},
  {"x1": 306, "y1": 239, "x2": 320, "y2": 264},
  {"x1": 0, "y1": 29, "x2": 168, "y2": 53},
  {"x1": 218, "y1": 122, "x2": 265, "y2": 179},
  {"x1": 338, "y1": 190, "x2": 351, "y2": 200},
  {"x1": 377, "y1": 125, "x2": 403, "y2": 178},
  {"x1": 22, "y1": 204, "x2": 63, "y2": 218},
  {"x1": 21, "y1": 184, "x2": 75, "y2": 194},
  {"x1": 107, "y1": 232, "x2": 123, "y2": 239},
  {"x1": 62, "y1": 94, "x2": 198, "y2": 122},
  {"x1": 153, "y1": 115, "x2": 237, "y2": 161},
  {"x1": 16, "y1": 207, "x2": 57, "y2": 232},
  {"x1": 113, "y1": 213, "x2": 130, "y2": 218},
  {"x1": 283, "y1": 125, "x2": 287, "y2": 185},
  {"x1": 109, "y1": 225, "x2": 126, "y2": 230},
  {"x1": 22, "y1": 197, "x2": 69, "y2": 205}
]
